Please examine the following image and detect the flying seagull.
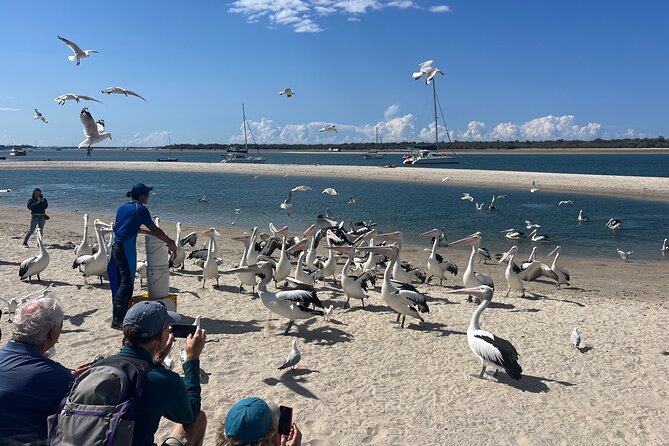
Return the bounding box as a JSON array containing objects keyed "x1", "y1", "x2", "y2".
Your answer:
[
  {"x1": 322, "y1": 188, "x2": 339, "y2": 196},
  {"x1": 412, "y1": 60, "x2": 444, "y2": 85},
  {"x1": 33, "y1": 109, "x2": 48, "y2": 123},
  {"x1": 57, "y1": 36, "x2": 98, "y2": 66},
  {"x1": 79, "y1": 108, "x2": 111, "y2": 156},
  {"x1": 319, "y1": 124, "x2": 337, "y2": 133},
  {"x1": 55, "y1": 94, "x2": 102, "y2": 106},
  {"x1": 101, "y1": 86, "x2": 147, "y2": 102},
  {"x1": 558, "y1": 200, "x2": 574, "y2": 206},
  {"x1": 291, "y1": 185, "x2": 313, "y2": 192},
  {"x1": 279, "y1": 88, "x2": 295, "y2": 98},
  {"x1": 616, "y1": 249, "x2": 634, "y2": 261}
]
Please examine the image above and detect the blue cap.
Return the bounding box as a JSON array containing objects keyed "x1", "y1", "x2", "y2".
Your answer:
[
  {"x1": 130, "y1": 183, "x2": 153, "y2": 197},
  {"x1": 122, "y1": 300, "x2": 179, "y2": 338},
  {"x1": 225, "y1": 397, "x2": 273, "y2": 443}
]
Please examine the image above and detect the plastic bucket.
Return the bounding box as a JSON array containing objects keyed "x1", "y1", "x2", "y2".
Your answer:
[{"x1": 145, "y1": 235, "x2": 169, "y2": 299}]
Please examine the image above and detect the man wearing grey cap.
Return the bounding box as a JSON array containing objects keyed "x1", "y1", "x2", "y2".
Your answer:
[{"x1": 118, "y1": 300, "x2": 208, "y2": 446}]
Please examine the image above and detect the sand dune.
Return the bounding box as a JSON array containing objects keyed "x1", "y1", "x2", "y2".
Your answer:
[{"x1": 1, "y1": 207, "x2": 668, "y2": 445}]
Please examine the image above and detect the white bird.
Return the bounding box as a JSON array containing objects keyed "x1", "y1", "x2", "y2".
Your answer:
[
  {"x1": 279, "y1": 88, "x2": 295, "y2": 98},
  {"x1": 136, "y1": 260, "x2": 147, "y2": 287},
  {"x1": 501, "y1": 228, "x2": 525, "y2": 240},
  {"x1": 605, "y1": 218, "x2": 622, "y2": 230},
  {"x1": 274, "y1": 237, "x2": 292, "y2": 284},
  {"x1": 461, "y1": 193, "x2": 474, "y2": 202},
  {"x1": 322, "y1": 188, "x2": 339, "y2": 196},
  {"x1": 0, "y1": 188, "x2": 11, "y2": 193},
  {"x1": 412, "y1": 60, "x2": 444, "y2": 85},
  {"x1": 441, "y1": 177, "x2": 449, "y2": 182},
  {"x1": 72, "y1": 221, "x2": 112, "y2": 284},
  {"x1": 101, "y1": 87, "x2": 147, "y2": 102},
  {"x1": 319, "y1": 124, "x2": 337, "y2": 133},
  {"x1": 525, "y1": 220, "x2": 541, "y2": 230},
  {"x1": 291, "y1": 185, "x2": 312, "y2": 192},
  {"x1": 323, "y1": 305, "x2": 334, "y2": 323},
  {"x1": 528, "y1": 229, "x2": 550, "y2": 242},
  {"x1": 55, "y1": 94, "x2": 102, "y2": 106},
  {"x1": 577, "y1": 210, "x2": 588, "y2": 222},
  {"x1": 446, "y1": 285, "x2": 522, "y2": 380},
  {"x1": 33, "y1": 109, "x2": 48, "y2": 123},
  {"x1": 448, "y1": 232, "x2": 495, "y2": 301},
  {"x1": 331, "y1": 245, "x2": 374, "y2": 308},
  {"x1": 0, "y1": 285, "x2": 52, "y2": 322},
  {"x1": 424, "y1": 236, "x2": 458, "y2": 286},
  {"x1": 571, "y1": 327, "x2": 581, "y2": 349},
  {"x1": 19, "y1": 228, "x2": 50, "y2": 283},
  {"x1": 547, "y1": 246, "x2": 571, "y2": 288},
  {"x1": 278, "y1": 340, "x2": 301, "y2": 370},
  {"x1": 498, "y1": 246, "x2": 526, "y2": 298},
  {"x1": 198, "y1": 195, "x2": 208, "y2": 202},
  {"x1": 475, "y1": 203, "x2": 484, "y2": 211},
  {"x1": 280, "y1": 191, "x2": 293, "y2": 215},
  {"x1": 58, "y1": 36, "x2": 98, "y2": 66},
  {"x1": 530, "y1": 187, "x2": 539, "y2": 193},
  {"x1": 202, "y1": 228, "x2": 221, "y2": 288},
  {"x1": 347, "y1": 196, "x2": 356, "y2": 204},
  {"x1": 616, "y1": 249, "x2": 634, "y2": 261},
  {"x1": 79, "y1": 108, "x2": 111, "y2": 155},
  {"x1": 662, "y1": 239, "x2": 669, "y2": 255},
  {"x1": 558, "y1": 200, "x2": 574, "y2": 206},
  {"x1": 234, "y1": 208, "x2": 241, "y2": 215},
  {"x1": 169, "y1": 222, "x2": 186, "y2": 270},
  {"x1": 74, "y1": 213, "x2": 93, "y2": 257}
]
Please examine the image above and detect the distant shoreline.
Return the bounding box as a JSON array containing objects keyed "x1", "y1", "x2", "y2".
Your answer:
[{"x1": 3, "y1": 160, "x2": 669, "y2": 199}]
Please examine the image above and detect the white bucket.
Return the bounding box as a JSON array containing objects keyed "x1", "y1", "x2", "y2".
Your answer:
[{"x1": 145, "y1": 235, "x2": 169, "y2": 299}]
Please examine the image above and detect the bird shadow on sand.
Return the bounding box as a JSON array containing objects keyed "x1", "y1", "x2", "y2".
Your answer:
[
  {"x1": 289, "y1": 319, "x2": 353, "y2": 346},
  {"x1": 662, "y1": 351, "x2": 669, "y2": 356},
  {"x1": 47, "y1": 243, "x2": 76, "y2": 250},
  {"x1": 170, "y1": 288, "x2": 202, "y2": 299},
  {"x1": 65, "y1": 308, "x2": 98, "y2": 326},
  {"x1": 495, "y1": 373, "x2": 575, "y2": 393},
  {"x1": 0, "y1": 260, "x2": 21, "y2": 267},
  {"x1": 413, "y1": 321, "x2": 466, "y2": 337},
  {"x1": 209, "y1": 284, "x2": 243, "y2": 294},
  {"x1": 74, "y1": 282, "x2": 108, "y2": 290},
  {"x1": 61, "y1": 328, "x2": 88, "y2": 334},
  {"x1": 184, "y1": 316, "x2": 264, "y2": 335},
  {"x1": 36, "y1": 280, "x2": 72, "y2": 287},
  {"x1": 579, "y1": 346, "x2": 594, "y2": 354},
  {"x1": 531, "y1": 293, "x2": 586, "y2": 307},
  {"x1": 344, "y1": 303, "x2": 388, "y2": 314},
  {"x1": 488, "y1": 301, "x2": 515, "y2": 310},
  {"x1": 263, "y1": 372, "x2": 319, "y2": 400},
  {"x1": 509, "y1": 307, "x2": 541, "y2": 314}
]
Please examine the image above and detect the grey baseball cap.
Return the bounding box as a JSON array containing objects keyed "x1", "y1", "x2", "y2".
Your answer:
[{"x1": 122, "y1": 300, "x2": 180, "y2": 338}]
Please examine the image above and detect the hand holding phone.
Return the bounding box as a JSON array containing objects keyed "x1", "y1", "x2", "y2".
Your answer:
[
  {"x1": 278, "y1": 405, "x2": 293, "y2": 436},
  {"x1": 171, "y1": 323, "x2": 197, "y2": 338}
]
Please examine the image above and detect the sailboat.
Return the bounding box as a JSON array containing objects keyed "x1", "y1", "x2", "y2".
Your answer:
[
  {"x1": 363, "y1": 126, "x2": 385, "y2": 159},
  {"x1": 403, "y1": 68, "x2": 460, "y2": 166},
  {"x1": 221, "y1": 104, "x2": 266, "y2": 164},
  {"x1": 157, "y1": 136, "x2": 178, "y2": 162}
]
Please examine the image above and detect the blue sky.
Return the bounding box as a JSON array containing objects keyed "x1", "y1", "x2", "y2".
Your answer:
[{"x1": 1, "y1": 0, "x2": 668, "y2": 147}]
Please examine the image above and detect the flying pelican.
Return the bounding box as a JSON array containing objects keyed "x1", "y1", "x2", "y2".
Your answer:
[
  {"x1": 424, "y1": 236, "x2": 457, "y2": 286},
  {"x1": 461, "y1": 193, "x2": 474, "y2": 202},
  {"x1": 291, "y1": 185, "x2": 312, "y2": 192},
  {"x1": 202, "y1": 228, "x2": 221, "y2": 288},
  {"x1": 662, "y1": 239, "x2": 669, "y2": 255},
  {"x1": 501, "y1": 228, "x2": 525, "y2": 240},
  {"x1": 33, "y1": 109, "x2": 48, "y2": 123},
  {"x1": 528, "y1": 229, "x2": 550, "y2": 242},
  {"x1": 278, "y1": 340, "x2": 301, "y2": 371},
  {"x1": 72, "y1": 221, "x2": 112, "y2": 284},
  {"x1": 616, "y1": 249, "x2": 634, "y2": 261},
  {"x1": 558, "y1": 200, "x2": 574, "y2": 206},
  {"x1": 577, "y1": 210, "x2": 588, "y2": 222},
  {"x1": 74, "y1": 213, "x2": 93, "y2": 257},
  {"x1": 279, "y1": 88, "x2": 295, "y2": 98},
  {"x1": 359, "y1": 245, "x2": 429, "y2": 328},
  {"x1": 448, "y1": 232, "x2": 495, "y2": 301},
  {"x1": 571, "y1": 328, "x2": 581, "y2": 349},
  {"x1": 605, "y1": 218, "x2": 622, "y2": 230},
  {"x1": 101, "y1": 86, "x2": 147, "y2": 101},
  {"x1": 79, "y1": 108, "x2": 111, "y2": 156},
  {"x1": 446, "y1": 285, "x2": 522, "y2": 380},
  {"x1": 55, "y1": 94, "x2": 102, "y2": 106},
  {"x1": 547, "y1": 246, "x2": 570, "y2": 288},
  {"x1": 322, "y1": 188, "x2": 339, "y2": 196},
  {"x1": 280, "y1": 191, "x2": 293, "y2": 215},
  {"x1": 319, "y1": 124, "x2": 337, "y2": 133},
  {"x1": 223, "y1": 261, "x2": 325, "y2": 334},
  {"x1": 57, "y1": 36, "x2": 98, "y2": 65},
  {"x1": 498, "y1": 246, "x2": 526, "y2": 298},
  {"x1": 19, "y1": 228, "x2": 50, "y2": 283}
]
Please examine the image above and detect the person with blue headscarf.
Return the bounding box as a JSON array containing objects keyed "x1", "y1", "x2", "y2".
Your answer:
[{"x1": 107, "y1": 183, "x2": 177, "y2": 329}]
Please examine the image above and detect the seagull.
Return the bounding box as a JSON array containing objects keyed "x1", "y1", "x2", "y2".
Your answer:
[
  {"x1": 198, "y1": 196, "x2": 208, "y2": 202},
  {"x1": 319, "y1": 124, "x2": 337, "y2": 133},
  {"x1": 662, "y1": 239, "x2": 669, "y2": 255},
  {"x1": 558, "y1": 200, "x2": 574, "y2": 206},
  {"x1": 79, "y1": 108, "x2": 111, "y2": 156},
  {"x1": 488, "y1": 195, "x2": 496, "y2": 210},
  {"x1": 412, "y1": 60, "x2": 444, "y2": 85},
  {"x1": 475, "y1": 203, "x2": 484, "y2": 211},
  {"x1": 616, "y1": 249, "x2": 634, "y2": 261},
  {"x1": 323, "y1": 305, "x2": 334, "y2": 323},
  {"x1": 606, "y1": 218, "x2": 622, "y2": 230},
  {"x1": 33, "y1": 109, "x2": 48, "y2": 123},
  {"x1": 322, "y1": 188, "x2": 339, "y2": 196},
  {"x1": 279, "y1": 88, "x2": 295, "y2": 98},
  {"x1": 58, "y1": 36, "x2": 98, "y2": 66},
  {"x1": 571, "y1": 327, "x2": 581, "y2": 349},
  {"x1": 291, "y1": 185, "x2": 313, "y2": 192},
  {"x1": 280, "y1": 191, "x2": 293, "y2": 215},
  {"x1": 347, "y1": 196, "x2": 356, "y2": 204},
  {"x1": 234, "y1": 208, "x2": 241, "y2": 215},
  {"x1": 530, "y1": 187, "x2": 539, "y2": 193},
  {"x1": 278, "y1": 340, "x2": 301, "y2": 370},
  {"x1": 461, "y1": 193, "x2": 474, "y2": 202},
  {"x1": 101, "y1": 86, "x2": 147, "y2": 102},
  {"x1": 441, "y1": 177, "x2": 450, "y2": 182},
  {"x1": 55, "y1": 94, "x2": 102, "y2": 106},
  {"x1": 0, "y1": 189, "x2": 11, "y2": 193},
  {"x1": 525, "y1": 220, "x2": 541, "y2": 230}
]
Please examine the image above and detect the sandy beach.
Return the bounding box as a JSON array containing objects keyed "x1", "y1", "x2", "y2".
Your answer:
[
  {"x1": 3, "y1": 161, "x2": 669, "y2": 199},
  {"x1": 1, "y1": 207, "x2": 668, "y2": 445}
]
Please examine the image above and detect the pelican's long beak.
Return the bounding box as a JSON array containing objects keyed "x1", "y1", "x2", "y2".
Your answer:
[
  {"x1": 376, "y1": 231, "x2": 402, "y2": 244},
  {"x1": 286, "y1": 238, "x2": 307, "y2": 254},
  {"x1": 221, "y1": 264, "x2": 264, "y2": 275},
  {"x1": 357, "y1": 244, "x2": 397, "y2": 260},
  {"x1": 303, "y1": 224, "x2": 316, "y2": 238},
  {"x1": 448, "y1": 232, "x2": 481, "y2": 247},
  {"x1": 499, "y1": 246, "x2": 517, "y2": 264},
  {"x1": 445, "y1": 286, "x2": 492, "y2": 299},
  {"x1": 548, "y1": 246, "x2": 561, "y2": 256},
  {"x1": 420, "y1": 228, "x2": 439, "y2": 238},
  {"x1": 327, "y1": 245, "x2": 352, "y2": 255},
  {"x1": 201, "y1": 228, "x2": 221, "y2": 237},
  {"x1": 325, "y1": 229, "x2": 343, "y2": 245}
]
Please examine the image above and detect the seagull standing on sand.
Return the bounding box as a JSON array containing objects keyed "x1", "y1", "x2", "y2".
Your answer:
[
  {"x1": 34, "y1": 109, "x2": 48, "y2": 123},
  {"x1": 319, "y1": 124, "x2": 337, "y2": 133},
  {"x1": 55, "y1": 94, "x2": 102, "y2": 106},
  {"x1": 58, "y1": 36, "x2": 98, "y2": 65},
  {"x1": 571, "y1": 327, "x2": 581, "y2": 349},
  {"x1": 79, "y1": 108, "x2": 111, "y2": 156},
  {"x1": 278, "y1": 340, "x2": 301, "y2": 370},
  {"x1": 279, "y1": 88, "x2": 295, "y2": 98},
  {"x1": 101, "y1": 87, "x2": 147, "y2": 102}
]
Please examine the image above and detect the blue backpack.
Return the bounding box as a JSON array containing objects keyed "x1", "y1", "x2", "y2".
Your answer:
[{"x1": 47, "y1": 355, "x2": 156, "y2": 446}]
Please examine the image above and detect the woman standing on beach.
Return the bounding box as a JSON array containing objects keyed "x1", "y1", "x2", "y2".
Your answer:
[
  {"x1": 107, "y1": 183, "x2": 177, "y2": 329},
  {"x1": 22, "y1": 188, "x2": 48, "y2": 247}
]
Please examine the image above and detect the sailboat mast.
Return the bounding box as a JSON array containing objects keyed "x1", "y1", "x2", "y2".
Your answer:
[
  {"x1": 432, "y1": 79, "x2": 439, "y2": 151},
  {"x1": 242, "y1": 103, "x2": 248, "y2": 151}
]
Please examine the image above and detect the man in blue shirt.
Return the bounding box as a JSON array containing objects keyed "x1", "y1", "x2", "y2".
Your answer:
[
  {"x1": 0, "y1": 296, "x2": 90, "y2": 444},
  {"x1": 108, "y1": 183, "x2": 177, "y2": 329}
]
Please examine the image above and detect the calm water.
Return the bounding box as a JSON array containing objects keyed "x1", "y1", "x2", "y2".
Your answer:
[
  {"x1": 2, "y1": 148, "x2": 669, "y2": 177},
  {"x1": 1, "y1": 168, "x2": 668, "y2": 260}
]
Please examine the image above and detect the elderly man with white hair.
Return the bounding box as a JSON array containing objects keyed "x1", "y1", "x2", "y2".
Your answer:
[{"x1": 0, "y1": 295, "x2": 90, "y2": 444}]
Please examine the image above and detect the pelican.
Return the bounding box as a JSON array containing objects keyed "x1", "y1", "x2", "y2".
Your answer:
[
  {"x1": 359, "y1": 245, "x2": 428, "y2": 328},
  {"x1": 274, "y1": 237, "x2": 292, "y2": 285},
  {"x1": 54, "y1": 94, "x2": 102, "y2": 106},
  {"x1": 290, "y1": 252, "x2": 323, "y2": 288},
  {"x1": 0, "y1": 285, "x2": 53, "y2": 322},
  {"x1": 498, "y1": 246, "x2": 526, "y2": 298},
  {"x1": 136, "y1": 260, "x2": 147, "y2": 288},
  {"x1": 347, "y1": 196, "x2": 356, "y2": 205},
  {"x1": 278, "y1": 340, "x2": 301, "y2": 371},
  {"x1": 202, "y1": 228, "x2": 221, "y2": 288},
  {"x1": 662, "y1": 239, "x2": 669, "y2": 255},
  {"x1": 477, "y1": 247, "x2": 492, "y2": 264},
  {"x1": 558, "y1": 200, "x2": 574, "y2": 206},
  {"x1": 420, "y1": 228, "x2": 447, "y2": 247},
  {"x1": 72, "y1": 221, "x2": 112, "y2": 284},
  {"x1": 318, "y1": 245, "x2": 340, "y2": 284},
  {"x1": 279, "y1": 88, "x2": 295, "y2": 98},
  {"x1": 448, "y1": 232, "x2": 494, "y2": 301},
  {"x1": 223, "y1": 262, "x2": 324, "y2": 335},
  {"x1": 571, "y1": 328, "x2": 581, "y2": 349},
  {"x1": 74, "y1": 213, "x2": 93, "y2": 256},
  {"x1": 231, "y1": 230, "x2": 258, "y2": 294},
  {"x1": 547, "y1": 246, "x2": 570, "y2": 288},
  {"x1": 446, "y1": 285, "x2": 522, "y2": 380},
  {"x1": 34, "y1": 109, "x2": 48, "y2": 123},
  {"x1": 501, "y1": 228, "x2": 525, "y2": 240},
  {"x1": 461, "y1": 193, "x2": 474, "y2": 202},
  {"x1": 198, "y1": 195, "x2": 208, "y2": 202},
  {"x1": 577, "y1": 210, "x2": 588, "y2": 222},
  {"x1": 528, "y1": 229, "x2": 550, "y2": 242},
  {"x1": 58, "y1": 36, "x2": 98, "y2": 65},
  {"x1": 616, "y1": 249, "x2": 634, "y2": 261},
  {"x1": 331, "y1": 245, "x2": 374, "y2": 308},
  {"x1": 319, "y1": 124, "x2": 337, "y2": 133},
  {"x1": 19, "y1": 228, "x2": 50, "y2": 283},
  {"x1": 101, "y1": 86, "x2": 147, "y2": 101},
  {"x1": 605, "y1": 218, "x2": 622, "y2": 229},
  {"x1": 169, "y1": 222, "x2": 186, "y2": 270},
  {"x1": 424, "y1": 236, "x2": 457, "y2": 286},
  {"x1": 79, "y1": 108, "x2": 112, "y2": 156}
]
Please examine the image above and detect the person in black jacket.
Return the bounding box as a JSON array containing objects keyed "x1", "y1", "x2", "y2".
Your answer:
[{"x1": 22, "y1": 188, "x2": 48, "y2": 247}]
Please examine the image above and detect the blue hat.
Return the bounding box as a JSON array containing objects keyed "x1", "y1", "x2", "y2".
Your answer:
[
  {"x1": 225, "y1": 397, "x2": 273, "y2": 443},
  {"x1": 122, "y1": 301, "x2": 179, "y2": 338},
  {"x1": 130, "y1": 183, "x2": 153, "y2": 197}
]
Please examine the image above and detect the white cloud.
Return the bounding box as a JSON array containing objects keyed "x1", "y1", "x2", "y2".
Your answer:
[
  {"x1": 384, "y1": 104, "x2": 399, "y2": 120},
  {"x1": 457, "y1": 115, "x2": 605, "y2": 141},
  {"x1": 429, "y1": 5, "x2": 451, "y2": 13},
  {"x1": 460, "y1": 121, "x2": 486, "y2": 141},
  {"x1": 121, "y1": 131, "x2": 171, "y2": 147},
  {"x1": 0, "y1": 107, "x2": 20, "y2": 111}
]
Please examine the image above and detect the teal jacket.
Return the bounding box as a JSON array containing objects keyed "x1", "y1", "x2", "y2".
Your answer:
[{"x1": 117, "y1": 346, "x2": 201, "y2": 446}]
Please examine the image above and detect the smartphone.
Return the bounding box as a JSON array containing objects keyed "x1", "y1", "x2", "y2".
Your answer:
[
  {"x1": 171, "y1": 324, "x2": 197, "y2": 338},
  {"x1": 278, "y1": 405, "x2": 293, "y2": 436}
]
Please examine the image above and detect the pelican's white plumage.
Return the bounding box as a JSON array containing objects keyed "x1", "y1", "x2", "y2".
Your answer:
[
  {"x1": 19, "y1": 228, "x2": 50, "y2": 283},
  {"x1": 101, "y1": 86, "x2": 147, "y2": 102},
  {"x1": 58, "y1": 36, "x2": 98, "y2": 65},
  {"x1": 74, "y1": 213, "x2": 92, "y2": 256},
  {"x1": 202, "y1": 228, "x2": 221, "y2": 288}
]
